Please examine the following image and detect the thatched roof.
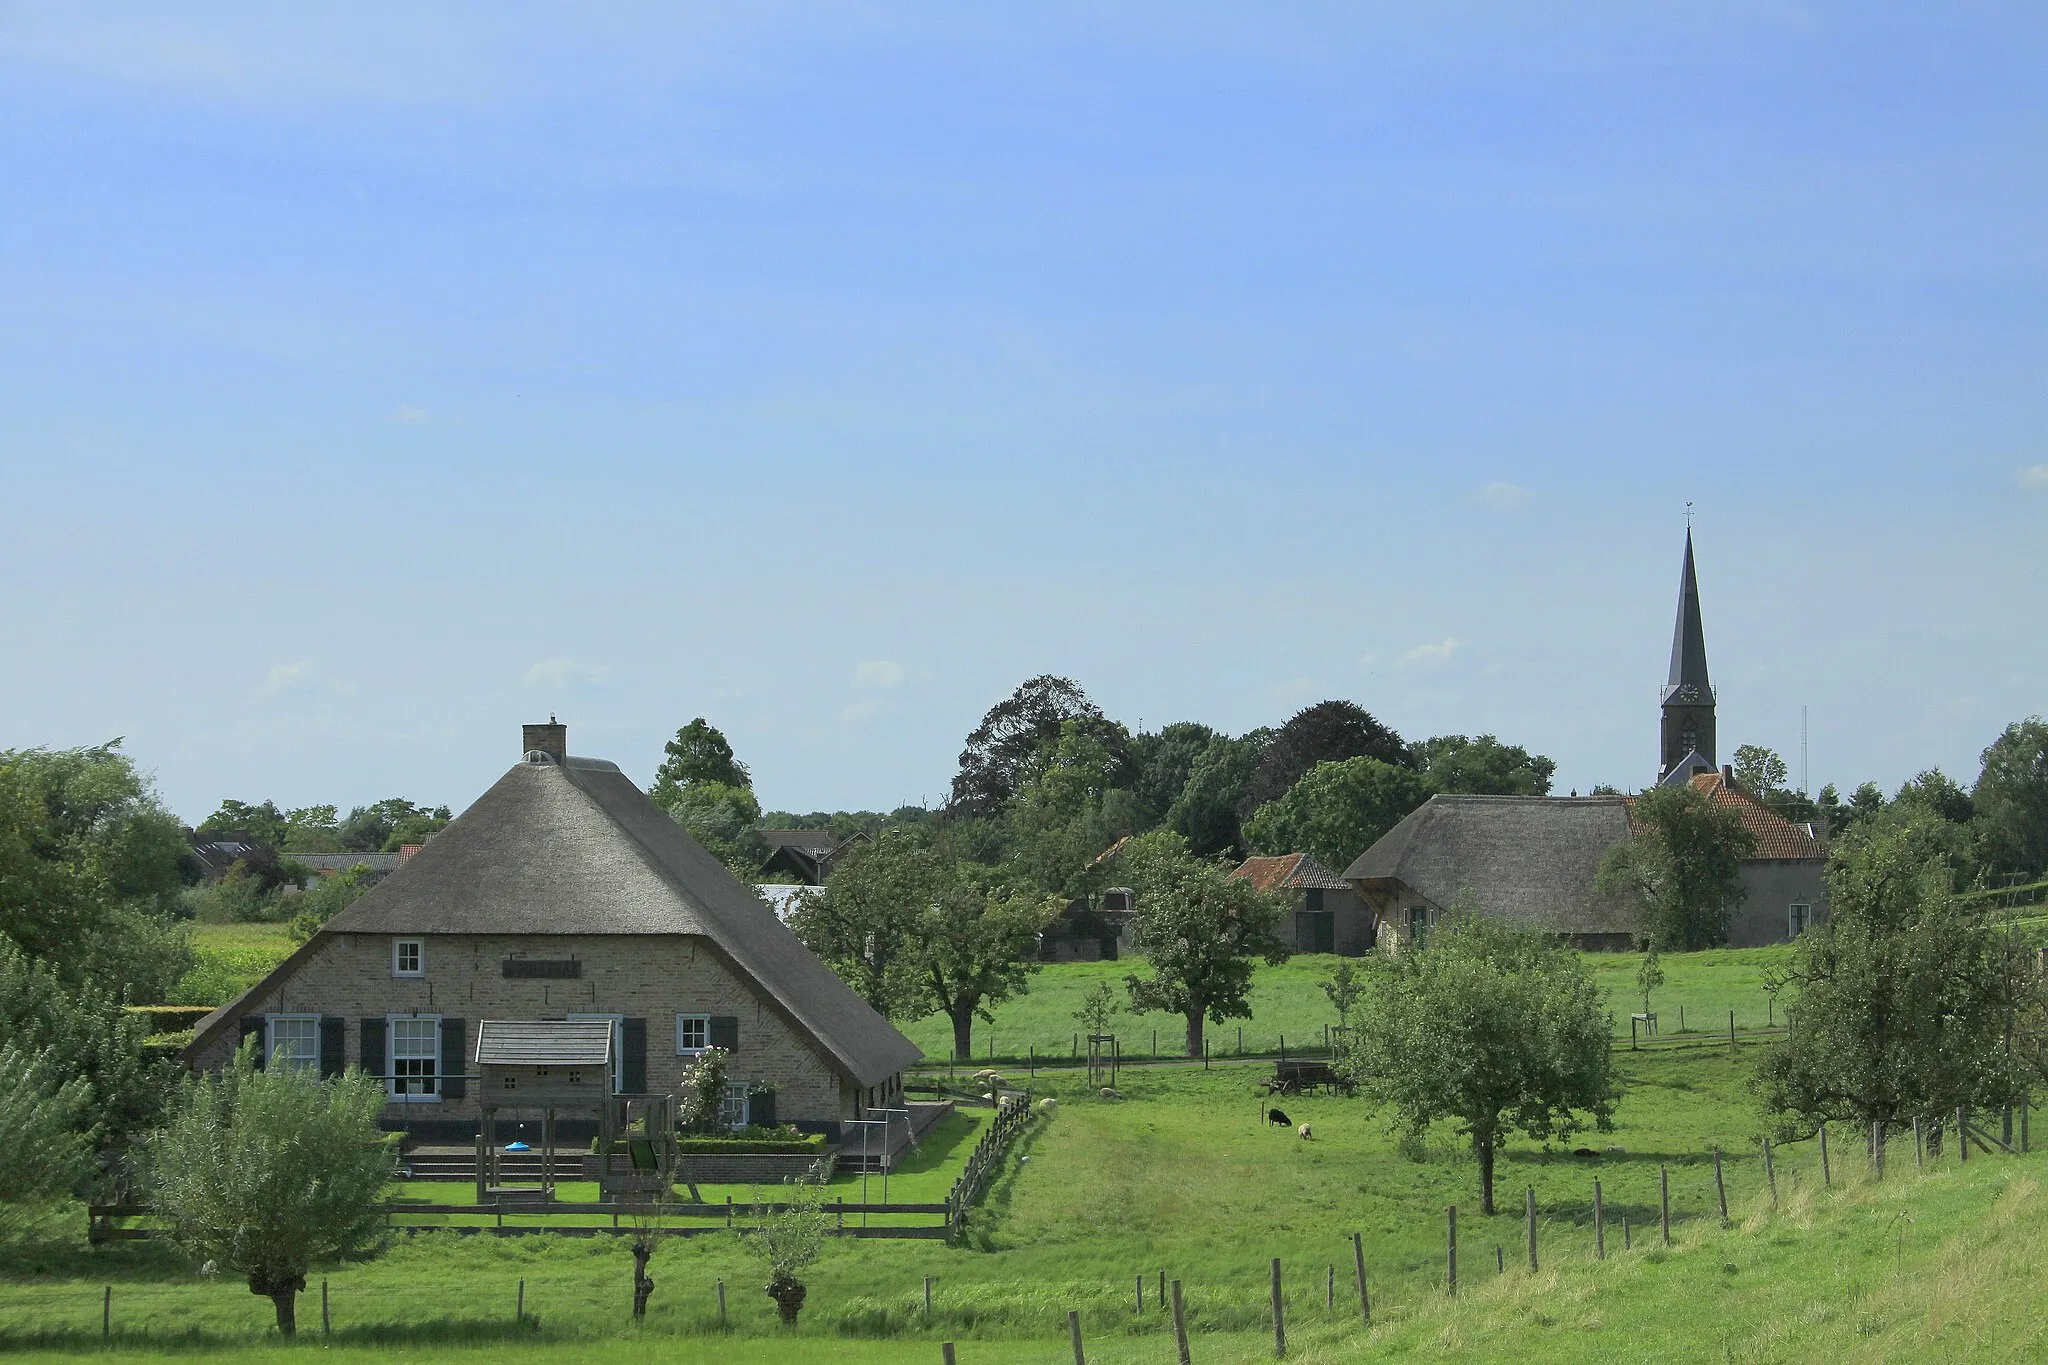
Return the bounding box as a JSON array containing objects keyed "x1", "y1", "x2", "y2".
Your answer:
[
  {"x1": 1341, "y1": 795, "x2": 1640, "y2": 936},
  {"x1": 188, "y1": 752, "x2": 920, "y2": 1088}
]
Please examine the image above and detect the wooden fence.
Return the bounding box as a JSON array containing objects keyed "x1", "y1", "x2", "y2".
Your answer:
[{"x1": 946, "y1": 1095, "x2": 1035, "y2": 1232}]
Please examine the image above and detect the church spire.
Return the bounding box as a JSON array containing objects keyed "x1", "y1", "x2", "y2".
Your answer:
[
  {"x1": 1664, "y1": 528, "x2": 1711, "y2": 702},
  {"x1": 1658, "y1": 527, "x2": 1717, "y2": 780}
]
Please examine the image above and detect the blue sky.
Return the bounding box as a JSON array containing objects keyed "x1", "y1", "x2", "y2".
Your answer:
[{"x1": 2, "y1": 3, "x2": 2044, "y2": 822}]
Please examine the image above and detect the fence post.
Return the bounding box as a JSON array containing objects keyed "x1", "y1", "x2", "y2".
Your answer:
[
  {"x1": 1352, "y1": 1230, "x2": 1369, "y2": 1326},
  {"x1": 1171, "y1": 1279, "x2": 1191, "y2": 1365},
  {"x1": 1160, "y1": 1271, "x2": 1166, "y2": 1310},
  {"x1": 926, "y1": 1276, "x2": 934, "y2": 1317},
  {"x1": 1270, "y1": 1257, "x2": 1286, "y2": 1358},
  {"x1": 718, "y1": 1278, "x2": 728, "y2": 1328},
  {"x1": 102, "y1": 1286, "x2": 110, "y2": 1341},
  {"x1": 1136, "y1": 1275, "x2": 1143, "y2": 1314},
  {"x1": 1594, "y1": 1179, "x2": 1605, "y2": 1259},
  {"x1": 517, "y1": 1278, "x2": 524, "y2": 1324},
  {"x1": 1659, "y1": 1166, "x2": 1670, "y2": 1245},
  {"x1": 1069, "y1": 1308, "x2": 1086, "y2": 1365},
  {"x1": 1622, "y1": 1216, "x2": 1631, "y2": 1251},
  {"x1": 1763, "y1": 1138, "x2": 1776, "y2": 1207},
  {"x1": 1446, "y1": 1206, "x2": 1458, "y2": 1294},
  {"x1": 1714, "y1": 1148, "x2": 1728, "y2": 1223},
  {"x1": 2024, "y1": 1097, "x2": 2031, "y2": 1153},
  {"x1": 1873, "y1": 1121, "x2": 1885, "y2": 1180},
  {"x1": 1525, "y1": 1186, "x2": 1537, "y2": 1271},
  {"x1": 943, "y1": 1343, "x2": 958, "y2": 1365},
  {"x1": 1958, "y1": 1108, "x2": 1969, "y2": 1163},
  {"x1": 1914, "y1": 1117, "x2": 1924, "y2": 1169},
  {"x1": 1325, "y1": 1263, "x2": 1334, "y2": 1312},
  {"x1": 322, "y1": 1278, "x2": 330, "y2": 1336},
  {"x1": 1820, "y1": 1125, "x2": 1831, "y2": 1187}
]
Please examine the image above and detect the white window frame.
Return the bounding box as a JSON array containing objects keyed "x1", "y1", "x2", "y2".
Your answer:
[
  {"x1": 266, "y1": 1013, "x2": 321, "y2": 1074},
  {"x1": 1788, "y1": 902, "x2": 1811, "y2": 938},
  {"x1": 568, "y1": 1012, "x2": 625, "y2": 1094},
  {"x1": 392, "y1": 937, "x2": 425, "y2": 978},
  {"x1": 676, "y1": 1013, "x2": 711, "y2": 1056},
  {"x1": 719, "y1": 1078, "x2": 750, "y2": 1132},
  {"x1": 387, "y1": 1013, "x2": 441, "y2": 1102}
]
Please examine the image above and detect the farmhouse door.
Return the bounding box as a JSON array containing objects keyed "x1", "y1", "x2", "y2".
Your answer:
[{"x1": 1295, "y1": 911, "x2": 1335, "y2": 954}]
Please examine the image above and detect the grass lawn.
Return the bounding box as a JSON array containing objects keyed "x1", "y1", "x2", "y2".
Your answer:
[{"x1": 898, "y1": 949, "x2": 1795, "y2": 1064}]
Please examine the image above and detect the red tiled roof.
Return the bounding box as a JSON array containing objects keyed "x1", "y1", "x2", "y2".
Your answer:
[
  {"x1": 1623, "y1": 773, "x2": 1823, "y2": 861},
  {"x1": 1230, "y1": 852, "x2": 1350, "y2": 892}
]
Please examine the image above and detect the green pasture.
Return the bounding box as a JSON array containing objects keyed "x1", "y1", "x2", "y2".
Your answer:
[{"x1": 171, "y1": 923, "x2": 296, "y2": 1006}]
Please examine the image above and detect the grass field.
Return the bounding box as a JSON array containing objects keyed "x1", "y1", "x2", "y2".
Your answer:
[{"x1": 170, "y1": 922, "x2": 297, "y2": 1007}]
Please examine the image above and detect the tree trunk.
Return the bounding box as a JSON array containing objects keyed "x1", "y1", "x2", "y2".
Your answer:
[
  {"x1": 766, "y1": 1274, "x2": 807, "y2": 1324},
  {"x1": 631, "y1": 1241, "x2": 656, "y2": 1320},
  {"x1": 1185, "y1": 1011, "x2": 1205, "y2": 1059},
  {"x1": 271, "y1": 1290, "x2": 297, "y2": 1337},
  {"x1": 951, "y1": 1008, "x2": 975, "y2": 1062},
  {"x1": 1476, "y1": 1132, "x2": 1496, "y2": 1217}
]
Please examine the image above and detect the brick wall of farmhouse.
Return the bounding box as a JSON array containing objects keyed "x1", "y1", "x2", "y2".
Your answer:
[{"x1": 189, "y1": 933, "x2": 852, "y2": 1128}]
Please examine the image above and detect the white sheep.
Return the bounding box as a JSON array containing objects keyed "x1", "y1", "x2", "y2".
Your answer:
[
  {"x1": 1038, "y1": 1097, "x2": 1060, "y2": 1114},
  {"x1": 1099, "y1": 1086, "x2": 1124, "y2": 1101},
  {"x1": 1297, "y1": 1123, "x2": 1313, "y2": 1141}
]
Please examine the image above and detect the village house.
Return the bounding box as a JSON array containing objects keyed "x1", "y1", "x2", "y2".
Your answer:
[
  {"x1": 1229, "y1": 852, "x2": 1375, "y2": 955},
  {"x1": 182, "y1": 722, "x2": 922, "y2": 1144},
  {"x1": 1342, "y1": 531, "x2": 1827, "y2": 952}
]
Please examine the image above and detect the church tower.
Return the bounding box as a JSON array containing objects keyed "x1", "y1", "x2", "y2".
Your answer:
[{"x1": 1658, "y1": 529, "x2": 1716, "y2": 781}]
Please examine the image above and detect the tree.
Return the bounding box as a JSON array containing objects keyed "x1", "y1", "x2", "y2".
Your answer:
[
  {"x1": 0, "y1": 1044, "x2": 92, "y2": 1203},
  {"x1": 148, "y1": 1045, "x2": 394, "y2": 1336},
  {"x1": 912, "y1": 880, "x2": 1054, "y2": 1060},
  {"x1": 947, "y1": 676, "x2": 1127, "y2": 819},
  {"x1": 750, "y1": 1160, "x2": 833, "y2": 1325},
  {"x1": 1415, "y1": 735, "x2": 1556, "y2": 796},
  {"x1": 1731, "y1": 744, "x2": 1789, "y2": 799},
  {"x1": 1594, "y1": 784, "x2": 1755, "y2": 950},
  {"x1": 1752, "y1": 819, "x2": 2032, "y2": 1138},
  {"x1": 0, "y1": 936, "x2": 167, "y2": 1158},
  {"x1": 1165, "y1": 731, "x2": 1270, "y2": 857},
  {"x1": 1000, "y1": 720, "x2": 1143, "y2": 899},
  {"x1": 1242, "y1": 757, "x2": 1433, "y2": 871},
  {"x1": 661, "y1": 780, "x2": 769, "y2": 881},
  {"x1": 1238, "y1": 701, "x2": 1411, "y2": 817},
  {"x1": 195, "y1": 798, "x2": 290, "y2": 848},
  {"x1": 1636, "y1": 948, "x2": 1664, "y2": 1016},
  {"x1": 336, "y1": 799, "x2": 451, "y2": 854},
  {"x1": 286, "y1": 864, "x2": 377, "y2": 944},
  {"x1": 1074, "y1": 980, "x2": 1120, "y2": 1037},
  {"x1": 651, "y1": 718, "x2": 751, "y2": 804},
  {"x1": 1320, "y1": 960, "x2": 1365, "y2": 1031},
  {"x1": 1118, "y1": 833, "x2": 1289, "y2": 1056},
  {"x1": 0, "y1": 742, "x2": 195, "y2": 1001},
  {"x1": 790, "y1": 831, "x2": 935, "y2": 1018},
  {"x1": 1974, "y1": 718, "x2": 2048, "y2": 880},
  {"x1": 1126, "y1": 722, "x2": 1221, "y2": 828},
  {"x1": 1339, "y1": 907, "x2": 1616, "y2": 1214}
]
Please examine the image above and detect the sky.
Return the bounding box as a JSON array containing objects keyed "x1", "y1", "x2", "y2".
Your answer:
[{"x1": 1, "y1": 3, "x2": 2044, "y2": 824}]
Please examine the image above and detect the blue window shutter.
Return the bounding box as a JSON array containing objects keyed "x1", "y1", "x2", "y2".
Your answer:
[
  {"x1": 360, "y1": 1018, "x2": 387, "y2": 1078},
  {"x1": 621, "y1": 1018, "x2": 647, "y2": 1094},
  {"x1": 319, "y1": 1017, "x2": 345, "y2": 1078},
  {"x1": 240, "y1": 1016, "x2": 265, "y2": 1067},
  {"x1": 709, "y1": 1016, "x2": 739, "y2": 1053},
  {"x1": 439, "y1": 1018, "x2": 467, "y2": 1098}
]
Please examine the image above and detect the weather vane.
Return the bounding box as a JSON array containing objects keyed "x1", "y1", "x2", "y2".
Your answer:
[{"x1": 1684, "y1": 500, "x2": 1693, "y2": 529}]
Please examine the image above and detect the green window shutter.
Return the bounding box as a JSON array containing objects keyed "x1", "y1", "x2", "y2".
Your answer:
[
  {"x1": 439, "y1": 1018, "x2": 467, "y2": 1098},
  {"x1": 751, "y1": 1087, "x2": 775, "y2": 1128},
  {"x1": 318, "y1": 1017, "x2": 345, "y2": 1078},
  {"x1": 240, "y1": 1016, "x2": 265, "y2": 1068},
  {"x1": 709, "y1": 1016, "x2": 739, "y2": 1053},
  {"x1": 621, "y1": 1018, "x2": 648, "y2": 1094},
  {"x1": 360, "y1": 1018, "x2": 387, "y2": 1078}
]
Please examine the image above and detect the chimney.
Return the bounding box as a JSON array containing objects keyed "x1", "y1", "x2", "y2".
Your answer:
[
  {"x1": 1721, "y1": 763, "x2": 1735, "y2": 788},
  {"x1": 522, "y1": 716, "x2": 567, "y2": 765}
]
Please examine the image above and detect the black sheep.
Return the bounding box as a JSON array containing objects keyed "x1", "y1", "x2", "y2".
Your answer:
[{"x1": 1267, "y1": 1108, "x2": 1293, "y2": 1127}]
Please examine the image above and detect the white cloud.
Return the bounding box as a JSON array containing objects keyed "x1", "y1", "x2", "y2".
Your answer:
[
  {"x1": 1398, "y1": 637, "x2": 1459, "y2": 667},
  {"x1": 839, "y1": 698, "x2": 884, "y2": 724},
  {"x1": 2015, "y1": 465, "x2": 2048, "y2": 492},
  {"x1": 1476, "y1": 481, "x2": 1530, "y2": 509},
  {"x1": 852, "y1": 660, "x2": 908, "y2": 689},
  {"x1": 261, "y1": 660, "x2": 313, "y2": 695},
  {"x1": 523, "y1": 659, "x2": 609, "y2": 689},
  {"x1": 1267, "y1": 677, "x2": 1318, "y2": 707},
  {"x1": 393, "y1": 404, "x2": 429, "y2": 423}
]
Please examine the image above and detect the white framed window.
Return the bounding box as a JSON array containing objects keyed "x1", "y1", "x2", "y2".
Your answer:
[
  {"x1": 568, "y1": 1012, "x2": 624, "y2": 1094},
  {"x1": 676, "y1": 1013, "x2": 710, "y2": 1054},
  {"x1": 388, "y1": 1015, "x2": 440, "y2": 1099},
  {"x1": 267, "y1": 1014, "x2": 320, "y2": 1074},
  {"x1": 1788, "y1": 903, "x2": 1811, "y2": 938},
  {"x1": 719, "y1": 1079, "x2": 750, "y2": 1132},
  {"x1": 392, "y1": 938, "x2": 425, "y2": 977}
]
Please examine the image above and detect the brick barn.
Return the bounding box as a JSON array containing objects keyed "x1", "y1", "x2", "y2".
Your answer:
[{"x1": 182, "y1": 722, "x2": 921, "y2": 1142}]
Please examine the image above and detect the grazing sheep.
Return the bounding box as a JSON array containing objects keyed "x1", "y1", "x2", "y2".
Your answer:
[
  {"x1": 1297, "y1": 1123, "x2": 1313, "y2": 1141},
  {"x1": 1267, "y1": 1107, "x2": 1293, "y2": 1127},
  {"x1": 1038, "y1": 1097, "x2": 1059, "y2": 1114},
  {"x1": 1099, "y1": 1087, "x2": 1124, "y2": 1100},
  {"x1": 981, "y1": 1091, "x2": 999, "y2": 1105}
]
